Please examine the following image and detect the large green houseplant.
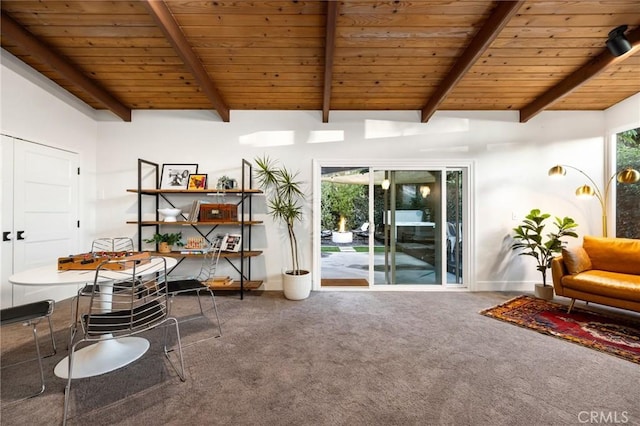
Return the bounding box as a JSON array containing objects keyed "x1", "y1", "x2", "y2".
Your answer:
[
  {"x1": 254, "y1": 155, "x2": 310, "y2": 300},
  {"x1": 511, "y1": 209, "x2": 578, "y2": 299}
]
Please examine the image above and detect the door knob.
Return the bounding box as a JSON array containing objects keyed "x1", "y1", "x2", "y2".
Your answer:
[
  {"x1": 16, "y1": 231, "x2": 25, "y2": 240},
  {"x1": 2, "y1": 232, "x2": 11, "y2": 241}
]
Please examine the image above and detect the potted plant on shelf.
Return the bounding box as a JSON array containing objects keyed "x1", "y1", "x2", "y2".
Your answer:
[
  {"x1": 511, "y1": 209, "x2": 578, "y2": 300},
  {"x1": 144, "y1": 232, "x2": 184, "y2": 254},
  {"x1": 254, "y1": 155, "x2": 311, "y2": 300}
]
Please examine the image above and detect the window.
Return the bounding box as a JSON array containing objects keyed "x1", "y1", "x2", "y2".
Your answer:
[{"x1": 615, "y1": 128, "x2": 640, "y2": 238}]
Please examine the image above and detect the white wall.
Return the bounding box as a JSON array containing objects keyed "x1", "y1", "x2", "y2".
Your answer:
[
  {"x1": 96, "y1": 108, "x2": 607, "y2": 292},
  {"x1": 605, "y1": 92, "x2": 640, "y2": 134}
]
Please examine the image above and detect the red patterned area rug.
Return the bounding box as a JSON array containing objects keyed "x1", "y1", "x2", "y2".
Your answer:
[{"x1": 480, "y1": 295, "x2": 640, "y2": 364}]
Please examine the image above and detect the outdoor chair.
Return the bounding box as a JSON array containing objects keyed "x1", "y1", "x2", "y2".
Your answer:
[
  {"x1": 1, "y1": 299, "x2": 56, "y2": 403},
  {"x1": 353, "y1": 222, "x2": 370, "y2": 239},
  {"x1": 64, "y1": 257, "x2": 185, "y2": 425}
]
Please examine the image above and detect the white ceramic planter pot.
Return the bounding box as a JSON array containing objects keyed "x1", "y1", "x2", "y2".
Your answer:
[
  {"x1": 283, "y1": 270, "x2": 311, "y2": 300},
  {"x1": 534, "y1": 284, "x2": 554, "y2": 300}
]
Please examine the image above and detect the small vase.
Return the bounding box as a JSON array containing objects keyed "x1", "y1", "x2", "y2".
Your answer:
[{"x1": 158, "y1": 242, "x2": 171, "y2": 253}]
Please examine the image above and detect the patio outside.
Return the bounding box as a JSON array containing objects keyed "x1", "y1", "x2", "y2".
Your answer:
[{"x1": 320, "y1": 167, "x2": 463, "y2": 286}]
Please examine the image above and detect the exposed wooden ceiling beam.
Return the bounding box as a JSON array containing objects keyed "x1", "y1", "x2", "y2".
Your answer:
[
  {"x1": 520, "y1": 26, "x2": 640, "y2": 123},
  {"x1": 142, "y1": 0, "x2": 230, "y2": 122},
  {"x1": 322, "y1": 1, "x2": 338, "y2": 123},
  {"x1": 0, "y1": 11, "x2": 132, "y2": 122},
  {"x1": 421, "y1": 0, "x2": 524, "y2": 123}
]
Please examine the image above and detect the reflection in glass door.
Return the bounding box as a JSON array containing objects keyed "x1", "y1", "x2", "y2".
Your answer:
[
  {"x1": 373, "y1": 170, "x2": 443, "y2": 285},
  {"x1": 446, "y1": 170, "x2": 463, "y2": 284}
]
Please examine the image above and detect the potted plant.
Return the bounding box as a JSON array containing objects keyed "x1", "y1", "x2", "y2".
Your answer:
[
  {"x1": 511, "y1": 209, "x2": 578, "y2": 300},
  {"x1": 254, "y1": 155, "x2": 310, "y2": 300},
  {"x1": 144, "y1": 232, "x2": 184, "y2": 253}
]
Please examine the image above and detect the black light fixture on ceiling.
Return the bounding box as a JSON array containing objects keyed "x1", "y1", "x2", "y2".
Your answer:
[{"x1": 606, "y1": 25, "x2": 632, "y2": 56}]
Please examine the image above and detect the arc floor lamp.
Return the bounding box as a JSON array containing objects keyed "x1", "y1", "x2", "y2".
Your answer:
[{"x1": 548, "y1": 165, "x2": 640, "y2": 237}]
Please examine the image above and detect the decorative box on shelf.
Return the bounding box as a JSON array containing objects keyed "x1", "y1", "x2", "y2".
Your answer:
[{"x1": 199, "y1": 203, "x2": 238, "y2": 222}]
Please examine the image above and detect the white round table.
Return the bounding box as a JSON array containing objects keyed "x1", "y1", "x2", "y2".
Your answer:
[{"x1": 8, "y1": 256, "x2": 177, "y2": 379}]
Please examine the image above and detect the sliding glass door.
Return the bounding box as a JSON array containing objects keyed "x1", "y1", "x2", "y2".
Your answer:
[{"x1": 318, "y1": 162, "x2": 466, "y2": 288}]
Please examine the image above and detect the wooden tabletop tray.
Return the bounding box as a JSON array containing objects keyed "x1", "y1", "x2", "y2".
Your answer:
[{"x1": 58, "y1": 251, "x2": 151, "y2": 271}]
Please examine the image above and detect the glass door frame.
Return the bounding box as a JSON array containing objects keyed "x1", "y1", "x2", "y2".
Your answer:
[{"x1": 313, "y1": 159, "x2": 474, "y2": 292}]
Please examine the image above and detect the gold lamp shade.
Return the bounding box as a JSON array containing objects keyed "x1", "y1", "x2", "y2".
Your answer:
[
  {"x1": 617, "y1": 167, "x2": 640, "y2": 184},
  {"x1": 548, "y1": 163, "x2": 639, "y2": 238},
  {"x1": 575, "y1": 184, "x2": 595, "y2": 197},
  {"x1": 548, "y1": 165, "x2": 566, "y2": 177}
]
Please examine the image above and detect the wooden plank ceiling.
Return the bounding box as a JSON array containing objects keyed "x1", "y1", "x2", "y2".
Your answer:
[{"x1": 1, "y1": 1, "x2": 639, "y2": 123}]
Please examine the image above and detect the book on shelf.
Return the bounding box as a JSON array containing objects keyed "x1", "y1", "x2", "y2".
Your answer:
[
  {"x1": 179, "y1": 248, "x2": 210, "y2": 255},
  {"x1": 187, "y1": 200, "x2": 205, "y2": 222},
  {"x1": 211, "y1": 232, "x2": 242, "y2": 252},
  {"x1": 222, "y1": 233, "x2": 242, "y2": 252}
]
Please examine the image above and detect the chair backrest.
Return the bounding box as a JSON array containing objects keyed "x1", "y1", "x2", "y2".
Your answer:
[
  {"x1": 83, "y1": 256, "x2": 169, "y2": 340},
  {"x1": 113, "y1": 237, "x2": 135, "y2": 252},
  {"x1": 91, "y1": 237, "x2": 134, "y2": 253},
  {"x1": 193, "y1": 243, "x2": 223, "y2": 282}
]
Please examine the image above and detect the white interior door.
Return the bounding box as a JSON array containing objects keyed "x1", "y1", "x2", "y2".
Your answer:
[
  {"x1": 2, "y1": 136, "x2": 80, "y2": 306},
  {"x1": 1, "y1": 136, "x2": 15, "y2": 308}
]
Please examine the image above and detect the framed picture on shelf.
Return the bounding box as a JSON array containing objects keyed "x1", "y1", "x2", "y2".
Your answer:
[
  {"x1": 160, "y1": 164, "x2": 198, "y2": 189},
  {"x1": 223, "y1": 233, "x2": 242, "y2": 252},
  {"x1": 187, "y1": 174, "x2": 207, "y2": 190}
]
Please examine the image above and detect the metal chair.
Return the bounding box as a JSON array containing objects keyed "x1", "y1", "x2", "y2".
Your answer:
[
  {"x1": 64, "y1": 256, "x2": 185, "y2": 425},
  {"x1": 165, "y1": 241, "x2": 223, "y2": 346},
  {"x1": 69, "y1": 237, "x2": 136, "y2": 346},
  {"x1": 91, "y1": 236, "x2": 135, "y2": 253},
  {"x1": 1, "y1": 300, "x2": 56, "y2": 402}
]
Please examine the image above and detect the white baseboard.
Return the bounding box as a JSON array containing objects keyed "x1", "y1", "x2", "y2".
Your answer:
[{"x1": 473, "y1": 281, "x2": 535, "y2": 292}]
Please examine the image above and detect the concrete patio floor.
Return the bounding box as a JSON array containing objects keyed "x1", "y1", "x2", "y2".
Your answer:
[{"x1": 321, "y1": 245, "x2": 459, "y2": 285}]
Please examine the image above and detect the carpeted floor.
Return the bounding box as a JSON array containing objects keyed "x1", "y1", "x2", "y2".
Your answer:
[
  {"x1": 480, "y1": 295, "x2": 640, "y2": 364},
  {"x1": 2, "y1": 291, "x2": 640, "y2": 426}
]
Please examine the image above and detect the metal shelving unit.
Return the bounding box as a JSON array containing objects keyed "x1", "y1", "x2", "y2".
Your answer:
[{"x1": 128, "y1": 158, "x2": 263, "y2": 299}]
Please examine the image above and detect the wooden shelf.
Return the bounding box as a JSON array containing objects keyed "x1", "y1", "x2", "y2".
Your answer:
[
  {"x1": 127, "y1": 188, "x2": 262, "y2": 195},
  {"x1": 131, "y1": 158, "x2": 262, "y2": 299},
  {"x1": 207, "y1": 280, "x2": 263, "y2": 290},
  {"x1": 151, "y1": 250, "x2": 262, "y2": 259},
  {"x1": 127, "y1": 220, "x2": 262, "y2": 226}
]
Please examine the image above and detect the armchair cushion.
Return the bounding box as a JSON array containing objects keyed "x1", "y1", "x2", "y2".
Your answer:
[{"x1": 561, "y1": 246, "x2": 592, "y2": 275}]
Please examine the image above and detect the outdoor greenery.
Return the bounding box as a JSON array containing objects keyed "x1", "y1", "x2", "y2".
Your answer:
[
  {"x1": 616, "y1": 128, "x2": 640, "y2": 239},
  {"x1": 446, "y1": 170, "x2": 463, "y2": 224},
  {"x1": 511, "y1": 209, "x2": 578, "y2": 287},
  {"x1": 321, "y1": 170, "x2": 464, "y2": 249},
  {"x1": 321, "y1": 181, "x2": 367, "y2": 231}
]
